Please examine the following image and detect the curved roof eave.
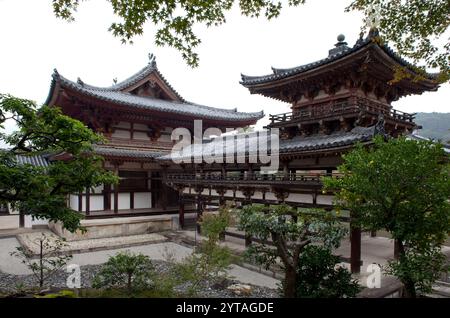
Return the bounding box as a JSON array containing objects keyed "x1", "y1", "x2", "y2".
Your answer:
[
  {"x1": 47, "y1": 71, "x2": 264, "y2": 123},
  {"x1": 240, "y1": 33, "x2": 439, "y2": 87}
]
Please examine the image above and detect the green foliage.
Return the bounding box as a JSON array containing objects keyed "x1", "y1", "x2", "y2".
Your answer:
[
  {"x1": 386, "y1": 245, "x2": 448, "y2": 297},
  {"x1": 292, "y1": 245, "x2": 360, "y2": 298},
  {"x1": 92, "y1": 251, "x2": 155, "y2": 292},
  {"x1": 238, "y1": 204, "x2": 348, "y2": 297},
  {"x1": 53, "y1": 0, "x2": 449, "y2": 78},
  {"x1": 0, "y1": 94, "x2": 118, "y2": 232},
  {"x1": 172, "y1": 206, "x2": 234, "y2": 296},
  {"x1": 323, "y1": 136, "x2": 450, "y2": 297},
  {"x1": 10, "y1": 233, "x2": 73, "y2": 288},
  {"x1": 347, "y1": 0, "x2": 449, "y2": 82},
  {"x1": 35, "y1": 290, "x2": 77, "y2": 298}
]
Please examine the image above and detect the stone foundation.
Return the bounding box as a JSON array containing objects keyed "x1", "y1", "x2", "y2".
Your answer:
[{"x1": 49, "y1": 215, "x2": 179, "y2": 241}]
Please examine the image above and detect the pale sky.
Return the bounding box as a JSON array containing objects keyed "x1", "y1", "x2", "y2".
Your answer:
[{"x1": 0, "y1": 0, "x2": 449, "y2": 132}]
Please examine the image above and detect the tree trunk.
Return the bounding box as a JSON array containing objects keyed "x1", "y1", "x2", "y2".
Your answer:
[
  {"x1": 39, "y1": 239, "x2": 44, "y2": 288},
  {"x1": 284, "y1": 266, "x2": 297, "y2": 298},
  {"x1": 127, "y1": 273, "x2": 132, "y2": 291},
  {"x1": 397, "y1": 240, "x2": 417, "y2": 298}
]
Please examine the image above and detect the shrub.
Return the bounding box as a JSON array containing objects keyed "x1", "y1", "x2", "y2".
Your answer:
[
  {"x1": 292, "y1": 245, "x2": 360, "y2": 298},
  {"x1": 172, "y1": 206, "x2": 235, "y2": 296},
  {"x1": 92, "y1": 251, "x2": 155, "y2": 292}
]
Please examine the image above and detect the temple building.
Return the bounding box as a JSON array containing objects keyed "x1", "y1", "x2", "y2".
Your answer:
[
  {"x1": 44, "y1": 54, "x2": 263, "y2": 217},
  {"x1": 164, "y1": 30, "x2": 441, "y2": 273},
  {"x1": 0, "y1": 30, "x2": 442, "y2": 274}
]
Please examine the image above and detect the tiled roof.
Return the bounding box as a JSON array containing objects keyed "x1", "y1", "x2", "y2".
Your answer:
[
  {"x1": 45, "y1": 58, "x2": 264, "y2": 123},
  {"x1": 76, "y1": 56, "x2": 186, "y2": 102},
  {"x1": 160, "y1": 126, "x2": 377, "y2": 162},
  {"x1": 93, "y1": 145, "x2": 165, "y2": 159},
  {"x1": 241, "y1": 30, "x2": 438, "y2": 86},
  {"x1": 15, "y1": 154, "x2": 50, "y2": 167}
]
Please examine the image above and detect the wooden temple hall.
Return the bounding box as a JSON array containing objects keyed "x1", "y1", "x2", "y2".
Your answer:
[{"x1": 45, "y1": 30, "x2": 439, "y2": 273}]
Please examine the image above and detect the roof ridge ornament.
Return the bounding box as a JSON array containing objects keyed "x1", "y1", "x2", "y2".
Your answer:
[
  {"x1": 52, "y1": 68, "x2": 60, "y2": 78},
  {"x1": 374, "y1": 114, "x2": 386, "y2": 136},
  {"x1": 77, "y1": 77, "x2": 84, "y2": 86},
  {"x1": 148, "y1": 53, "x2": 157, "y2": 67},
  {"x1": 328, "y1": 34, "x2": 349, "y2": 56}
]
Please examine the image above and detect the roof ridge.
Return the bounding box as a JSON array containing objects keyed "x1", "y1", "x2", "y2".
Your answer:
[
  {"x1": 47, "y1": 71, "x2": 264, "y2": 122},
  {"x1": 240, "y1": 30, "x2": 437, "y2": 86}
]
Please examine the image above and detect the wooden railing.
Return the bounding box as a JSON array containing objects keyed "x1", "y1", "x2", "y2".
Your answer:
[
  {"x1": 269, "y1": 97, "x2": 415, "y2": 125},
  {"x1": 166, "y1": 171, "x2": 341, "y2": 185}
]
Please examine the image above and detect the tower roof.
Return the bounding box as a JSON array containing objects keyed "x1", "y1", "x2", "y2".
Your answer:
[{"x1": 241, "y1": 30, "x2": 439, "y2": 102}]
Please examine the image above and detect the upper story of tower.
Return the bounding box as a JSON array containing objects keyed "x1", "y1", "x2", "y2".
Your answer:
[{"x1": 240, "y1": 29, "x2": 440, "y2": 138}]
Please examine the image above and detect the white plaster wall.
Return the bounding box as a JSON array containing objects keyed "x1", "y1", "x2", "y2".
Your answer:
[
  {"x1": 235, "y1": 191, "x2": 244, "y2": 198},
  {"x1": 112, "y1": 129, "x2": 131, "y2": 139},
  {"x1": 134, "y1": 192, "x2": 151, "y2": 209},
  {"x1": 90, "y1": 195, "x2": 104, "y2": 211},
  {"x1": 252, "y1": 191, "x2": 263, "y2": 200},
  {"x1": 158, "y1": 134, "x2": 172, "y2": 143},
  {"x1": 0, "y1": 215, "x2": 19, "y2": 230},
  {"x1": 317, "y1": 195, "x2": 334, "y2": 205},
  {"x1": 133, "y1": 131, "x2": 149, "y2": 140},
  {"x1": 30, "y1": 217, "x2": 49, "y2": 226},
  {"x1": 69, "y1": 194, "x2": 79, "y2": 211},
  {"x1": 287, "y1": 193, "x2": 314, "y2": 204},
  {"x1": 225, "y1": 190, "x2": 234, "y2": 197},
  {"x1": 265, "y1": 192, "x2": 277, "y2": 201},
  {"x1": 118, "y1": 193, "x2": 130, "y2": 210},
  {"x1": 115, "y1": 121, "x2": 131, "y2": 129},
  {"x1": 134, "y1": 123, "x2": 148, "y2": 131}
]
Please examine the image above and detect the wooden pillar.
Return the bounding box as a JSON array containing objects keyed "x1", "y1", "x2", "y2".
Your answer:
[
  {"x1": 196, "y1": 194, "x2": 203, "y2": 234},
  {"x1": 394, "y1": 239, "x2": 401, "y2": 259},
  {"x1": 161, "y1": 166, "x2": 168, "y2": 211},
  {"x1": 104, "y1": 184, "x2": 111, "y2": 210},
  {"x1": 130, "y1": 191, "x2": 134, "y2": 210},
  {"x1": 78, "y1": 191, "x2": 82, "y2": 212},
  {"x1": 179, "y1": 194, "x2": 185, "y2": 229},
  {"x1": 114, "y1": 165, "x2": 119, "y2": 214},
  {"x1": 350, "y1": 211, "x2": 361, "y2": 274},
  {"x1": 242, "y1": 198, "x2": 253, "y2": 247},
  {"x1": 19, "y1": 210, "x2": 25, "y2": 228},
  {"x1": 221, "y1": 164, "x2": 226, "y2": 179},
  {"x1": 85, "y1": 187, "x2": 90, "y2": 216}
]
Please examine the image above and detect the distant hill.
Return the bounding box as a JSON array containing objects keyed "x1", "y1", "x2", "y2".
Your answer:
[{"x1": 414, "y1": 112, "x2": 450, "y2": 143}]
